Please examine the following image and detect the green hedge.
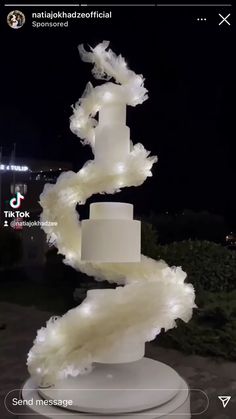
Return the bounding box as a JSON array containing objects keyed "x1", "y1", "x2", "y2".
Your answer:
[
  {"x1": 140, "y1": 232, "x2": 236, "y2": 359},
  {"x1": 157, "y1": 290, "x2": 236, "y2": 360},
  {"x1": 141, "y1": 221, "x2": 159, "y2": 259},
  {"x1": 155, "y1": 240, "x2": 236, "y2": 292}
]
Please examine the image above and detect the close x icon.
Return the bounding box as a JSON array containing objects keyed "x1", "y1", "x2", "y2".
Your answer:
[{"x1": 218, "y1": 13, "x2": 231, "y2": 26}]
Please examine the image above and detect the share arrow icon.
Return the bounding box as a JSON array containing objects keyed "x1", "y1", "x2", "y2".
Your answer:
[{"x1": 218, "y1": 396, "x2": 231, "y2": 408}]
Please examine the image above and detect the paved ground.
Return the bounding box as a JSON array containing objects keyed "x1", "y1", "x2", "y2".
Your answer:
[{"x1": 0, "y1": 302, "x2": 235, "y2": 419}]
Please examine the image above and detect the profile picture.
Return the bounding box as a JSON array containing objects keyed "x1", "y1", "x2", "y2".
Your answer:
[{"x1": 7, "y1": 10, "x2": 25, "y2": 29}]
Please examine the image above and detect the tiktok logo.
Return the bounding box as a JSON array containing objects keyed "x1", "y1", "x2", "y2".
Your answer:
[{"x1": 10, "y1": 192, "x2": 24, "y2": 209}]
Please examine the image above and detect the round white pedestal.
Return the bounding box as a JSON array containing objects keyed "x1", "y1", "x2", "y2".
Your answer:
[
  {"x1": 17, "y1": 358, "x2": 191, "y2": 418},
  {"x1": 39, "y1": 358, "x2": 181, "y2": 414}
]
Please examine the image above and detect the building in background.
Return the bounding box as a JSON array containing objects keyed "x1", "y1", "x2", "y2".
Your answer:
[{"x1": 225, "y1": 232, "x2": 236, "y2": 249}]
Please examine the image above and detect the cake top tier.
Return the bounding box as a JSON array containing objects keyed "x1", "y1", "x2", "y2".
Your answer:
[
  {"x1": 99, "y1": 103, "x2": 126, "y2": 126},
  {"x1": 89, "y1": 202, "x2": 133, "y2": 220}
]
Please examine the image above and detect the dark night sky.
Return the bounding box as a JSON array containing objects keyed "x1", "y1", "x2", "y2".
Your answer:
[{"x1": 1, "y1": 4, "x2": 235, "y2": 225}]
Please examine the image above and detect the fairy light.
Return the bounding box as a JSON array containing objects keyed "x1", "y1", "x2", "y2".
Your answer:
[
  {"x1": 37, "y1": 335, "x2": 45, "y2": 343},
  {"x1": 80, "y1": 303, "x2": 93, "y2": 315},
  {"x1": 79, "y1": 167, "x2": 87, "y2": 176},
  {"x1": 93, "y1": 104, "x2": 101, "y2": 114},
  {"x1": 171, "y1": 304, "x2": 180, "y2": 314},
  {"x1": 117, "y1": 179, "x2": 124, "y2": 187},
  {"x1": 168, "y1": 299, "x2": 180, "y2": 314},
  {"x1": 65, "y1": 251, "x2": 77, "y2": 261},
  {"x1": 116, "y1": 163, "x2": 126, "y2": 174},
  {"x1": 103, "y1": 91, "x2": 114, "y2": 102}
]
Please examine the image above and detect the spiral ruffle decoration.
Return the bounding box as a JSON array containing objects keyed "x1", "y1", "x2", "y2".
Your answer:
[{"x1": 27, "y1": 41, "x2": 196, "y2": 386}]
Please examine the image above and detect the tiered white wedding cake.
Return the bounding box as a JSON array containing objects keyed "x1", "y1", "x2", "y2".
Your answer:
[{"x1": 20, "y1": 41, "x2": 195, "y2": 418}]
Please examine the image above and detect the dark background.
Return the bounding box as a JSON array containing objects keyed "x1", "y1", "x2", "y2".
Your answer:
[{"x1": 1, "y1": 4, "x2": 234, "y2": 226}]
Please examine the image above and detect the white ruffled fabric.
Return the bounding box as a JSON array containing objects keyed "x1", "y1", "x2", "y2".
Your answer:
[
  {"x1": 70, "y1": 41, "x2": 148, "y2": 148},
  {"x1": 27, "y1": 42, "x2": 196, "y2": 386}
]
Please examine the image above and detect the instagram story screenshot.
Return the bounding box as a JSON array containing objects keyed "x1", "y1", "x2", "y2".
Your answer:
[{"x1": 0, "y1": 1, "x2": 235, "y2": 418}]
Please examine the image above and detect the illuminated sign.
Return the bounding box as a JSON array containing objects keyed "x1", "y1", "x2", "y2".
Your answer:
[{"x1": 0, "y1": 164, "x2": 29, "y2": 172}]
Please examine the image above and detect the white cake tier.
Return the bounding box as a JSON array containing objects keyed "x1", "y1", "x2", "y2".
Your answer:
[
  {"x1": 99, "y1": 103, "x2": 126, "y2": 125},
  {"x1": 90, "y1": 202, "x2": 133, "y2": 220},
  {"x1": 94, "y1": 124, "x2": 130, "y2": 165},
  {"x1": 81, "y1": 219, "x2": 140, "y2": 262},
  {"x1": 80, "y1": 287, "x2": 145, "y2": 363},
  {"x1": 81, "y1": 202, "x2": 140, "y2": 262}
]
